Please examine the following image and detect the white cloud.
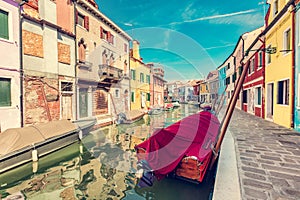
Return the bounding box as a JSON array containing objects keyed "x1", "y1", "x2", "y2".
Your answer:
[{"x1": 168, "y1": 9, "x2": 258, "y2": 25}]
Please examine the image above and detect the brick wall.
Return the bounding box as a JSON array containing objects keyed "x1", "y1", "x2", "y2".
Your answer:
[
  {"x1": 93, "y1": 89, "x2": 108, "y2": 115},
  {"x1": 24, "y1": 77, "x2": 60, "y2": 125},
  {"x1": 58, "y1": 42, "x2": 71, "y2": 64},
  {"x1": 23, "y1": 30, "x2": 44, "y2": 58}
]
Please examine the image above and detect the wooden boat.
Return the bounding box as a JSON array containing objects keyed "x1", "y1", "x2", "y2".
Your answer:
[
  {"x1": 116, "y1": 110, "x2": 145, "y2": 125},
  {"x1": 0, "y1": 119, "x2": 96, "y2": 174},
  {"x1": 171, "y1": 101, "x2": 180, "y2": 108},
  {"x1": 164, "y1": 103, "x2": 174, "y2": 111},
  {"x1": 135, "y1": 110, "x2": 220, "y2": 185},
  {"x1": 135, "y1": 52, "x2": 253, "y2": 187},
  {"x1": 148, "y1": 107, "x2": 163, "y2": 115}
]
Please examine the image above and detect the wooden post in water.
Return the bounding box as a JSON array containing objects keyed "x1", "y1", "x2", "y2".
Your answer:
[{"x1": 210, "y1": 61, "x2": 250, "y2": 168}]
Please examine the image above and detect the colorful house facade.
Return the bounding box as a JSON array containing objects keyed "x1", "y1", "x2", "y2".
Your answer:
[
  {"x1": 148, "y1": 63, "x2": 165, "y2": 107},
  {"x1": 264, "y1": 0, "x2": 294, "y2": 128},
  {"x1": 294, "y1": 0, "x2": 300, "y2": 131},
  {"x1": 0, "y1": 0, "x2": 21, "y2": 131},
  {"x1": 242, "y1": 27, "x2": 265, "y2": 118},
  {"x1": 75, "y1": 0, "x2": 131, "y2": 126},
  {"x1": 22, "y1": 0, "x2": 76, "y2": 125},
  {"x1": 217, "y1": 63, "x2": 227, "y2": 106},
  {"x1": 130, "y1": 40, "x2": 150, "y2": 111},
  {"x1": 206, "y1": 70, "x2": 219, "y2": 104}
]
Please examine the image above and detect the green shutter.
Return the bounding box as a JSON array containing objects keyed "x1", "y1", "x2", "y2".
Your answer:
[
  {"x1": 0, "y1": 10, "x2": 9, "y2": 40},
  {"x1": 131, "y1": 92, "x2": 134, "y2": 102},
  {"x1": 131, "y1": 70, "x2": 136, "y2": 80},
  {"x1": 0, "y1": 78, "x2": 11, "y2": 107},
  {"x1": 147, "y1": 93, "x2": 150, "y2": 101}
]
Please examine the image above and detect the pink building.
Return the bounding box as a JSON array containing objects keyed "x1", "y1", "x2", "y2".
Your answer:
[
  {"x1": 148, "y1": 63, "x2": 165, "y2": 107},
  {"x1": 0, "y1": 0, "x2": 21, "y2": 131}
]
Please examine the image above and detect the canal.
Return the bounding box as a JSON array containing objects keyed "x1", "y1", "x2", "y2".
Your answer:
[{"x1": 0, "y1": 104, "x2": 217, "y2": 200}]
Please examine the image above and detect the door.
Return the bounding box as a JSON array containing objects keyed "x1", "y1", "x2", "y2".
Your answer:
[
  {"x1": 141, "y1": 92, "x2": 146, "y2": 108},
  {"x1": 266, "y1": 83, "x2": 274, "y2": 119},
  {"x1": 79, "y1": 88, "x2": 88, "y2": 118},
  {"x1": 61, "y1": 94, "x2": 72, "y2": 120}
]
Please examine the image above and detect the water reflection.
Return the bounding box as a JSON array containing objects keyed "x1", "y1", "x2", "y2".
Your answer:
[{"x1": 0, "y1": 104, "x2": 216, "y2": 200}]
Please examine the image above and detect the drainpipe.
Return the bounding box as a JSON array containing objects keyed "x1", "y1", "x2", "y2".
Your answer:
[
  {"x1": 19, "y1": 1, "x2": 25, "y2": 127},
  {"x1": 291, "y1": 4, "x2": 296, "y2": 128},
  {"x1": 73, "y1": 0, "x2": 78, "y2": 119}
]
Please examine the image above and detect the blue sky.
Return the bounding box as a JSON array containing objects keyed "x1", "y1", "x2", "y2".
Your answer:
[{"x1": 96, "y1": 0, "x2": 267, "y2": 81}]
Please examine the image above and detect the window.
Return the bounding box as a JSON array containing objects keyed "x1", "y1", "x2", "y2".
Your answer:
[
  {"x1": 243, "y1": 90, "x2": 247, "y2": 103},
  {"x1": 238, "y1": 66, "x2": 243, "y2": 75},
  {"x1": 258, "y1": 51, "x2": 263, "y2": 69},
  {"x1": 266, "y1": 45, "x2": 271, "y2": 64},
  {"x1": 232, "y1": 72, "x2": 237, "y2": 82},
  {"x1": 100, "y1": 27, "x2": 114, "y2": 44},
  {"x1": 283, "y1": 28, "x2": 291, "y2": 54},
  {"x1": 140, "y1": 73, "x2": 144, "y2": 83},
  {"x1": 255, "y1": 87, "x2": 262, "y2": 106},
  {"x1": 131, "y1": 92, "x2": 135, "y2": 102},
  {"x1": 277, "y1": 79, "x2": 289, "y2": 105},
  {"x1": 61, "y1": 82, "x2": 73, "y2": 93},
  {"x1": 225, "y1": 77, "x2": 230, "y2": 85},
  {"x1": 115, "y1": 89, "x2": 120, "y2": 98},
  {"x1": 251, "y1": 57, "x2": 255, "y2": 73},
  {"x1": 76, "y1": 12, "x2": 89, "y2": 31},
  {"x1": 146, "y1": 75, "x2": 150, "y2": 84},
  {"x1": 0, "y1": 9, "x2": 9, "y2": 40},
  {"x1": 227, "y1": 63, "x2": 230, "y2": 70},
  {"x1": 227, "y1": 91, "x2": 230, "y2": 99},
  {"x1": 124, "y1": 43, "x2": 128, "y2": 53},
  {"x1": 147, "y1": 93, "x2": 150, "y2": 101},
  {"x1": 0, "y1": 78, "x2": 11, "y2": 107},
  {"x1": 131, "y1": 69, "x2": 136, "y2": 80},
  {"x1": 273, "y1": 0, "x2": 278, "y2": 16}
]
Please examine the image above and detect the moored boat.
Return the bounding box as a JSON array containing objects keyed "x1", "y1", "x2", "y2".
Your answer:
[
  {"x1": 135, "y1": 110, "x2": 220, "y2": 186},
  {"x1": 171, "y1": 101, "x2": 180, "y2": 108},
  {"x1": 116, "y1": 110, "x2": 145, "y2": 125},
  {"x1": 0, "y1": 119, "x2": 96, "y2": 174},
  {"x1": 148, "y1": 107, "x2": 163, "y2": 115},
  {"x1": 164, "y1": 103, "x2": 174, "y2": 111}
]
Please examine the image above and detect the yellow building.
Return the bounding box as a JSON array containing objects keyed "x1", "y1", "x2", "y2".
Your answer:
[
  {"x1": 200, "y1": 81, "x2": 209, "y2": 103},
  {"x1": 265, "y1": 0, "x2": 294, "y2": 128},
  {"x1": 130, "y1": 40, "x2": 151, "y2": 110}
]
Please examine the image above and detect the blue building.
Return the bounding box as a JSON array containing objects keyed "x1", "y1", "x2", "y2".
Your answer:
[
  {"x1": 295, "y1": 1, "x2": 300, "y2": 132},
  {"x1": 217, "y1": 64, "x2": 227, "y2": 106}
]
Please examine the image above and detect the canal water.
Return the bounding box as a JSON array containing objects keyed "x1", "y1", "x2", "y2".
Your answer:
[{"x1": 0, "y1": 104, "x2": 217, "y2": 200}]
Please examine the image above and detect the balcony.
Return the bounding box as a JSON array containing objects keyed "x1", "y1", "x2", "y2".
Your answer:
[
  {"x1": 77, "y1": 59, "x2": 92, "y2": 71},
  {"x1": 98, "y1": 64, "x2": 123, "y2": 84}
]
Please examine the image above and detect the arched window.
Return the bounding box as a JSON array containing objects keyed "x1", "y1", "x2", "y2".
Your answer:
[{"x1": 78, "y1": 38, "x2": 86, "y2": 62}]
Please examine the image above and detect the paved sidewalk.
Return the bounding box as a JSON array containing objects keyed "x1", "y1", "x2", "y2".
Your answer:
[{"x1": 213, "y1": 109, "x2": 300, "y2": 200}]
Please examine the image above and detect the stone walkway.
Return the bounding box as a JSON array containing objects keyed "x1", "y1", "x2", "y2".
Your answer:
[{"x1": 214, "y1": 109, "x2": 300, "y2": 200}]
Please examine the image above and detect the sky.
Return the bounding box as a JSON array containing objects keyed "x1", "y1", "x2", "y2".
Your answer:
[{"x1": 95, "y1": 0, "x2": 267, "y2": 81}]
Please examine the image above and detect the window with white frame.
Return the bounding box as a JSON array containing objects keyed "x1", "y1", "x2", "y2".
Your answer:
[
  {"x1": 283, "y1": 28, "x2": 291, "y2": 54},
  {"x1": 266, "y1": 45, "x2": 271, "y2": 64},
  {"x1": 255, "y1": 87, "x2": 262, "y2": 106},
  {"x1": 258, "y1": 51, "x2": 263, "y2": 69},
  {"x1": 251, "y1": 57, "x2": 255, "y2": 73},
  {"x1": 61, "y1": 82, "x2": 73, "y2": 94},
  {"x1": 277, "y1": 79, "x2": 289, "y2": 105},
  {"x1": 140, "y1": 73, "x2": 144, "y2": 83},
  {"x1": 0, "y1": 9, "x2": 9, "y2": 40},
  {"x1": 0, "y1": 78, "x2": 11, "y2": 107}
]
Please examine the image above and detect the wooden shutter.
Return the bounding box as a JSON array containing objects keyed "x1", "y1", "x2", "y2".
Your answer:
[
  {"x1": 84, "y1": 16, "x2": 89, "y2": 31},
  {"x1": 107, "y1": 31, "x2": 111, "y2": 43},
  {"x1": 75, "y1": 10, "x2": 78, "y2": 24},
  {"x1": 100, "y1": 26, "x2": 103, "y2": 38}
]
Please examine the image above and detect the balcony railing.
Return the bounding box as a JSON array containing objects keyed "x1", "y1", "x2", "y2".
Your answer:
[
  {"x1": 98, "y1": 64, "x2": 123, "y2": 83},
  {"x1": 77, "y1": 59, "x2": 92, "y2": 71}
]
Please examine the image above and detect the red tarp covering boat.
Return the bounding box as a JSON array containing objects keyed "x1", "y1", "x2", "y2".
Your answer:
[{"x1": 135, "y1": 110, "x2": 220, "y2": 183}]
